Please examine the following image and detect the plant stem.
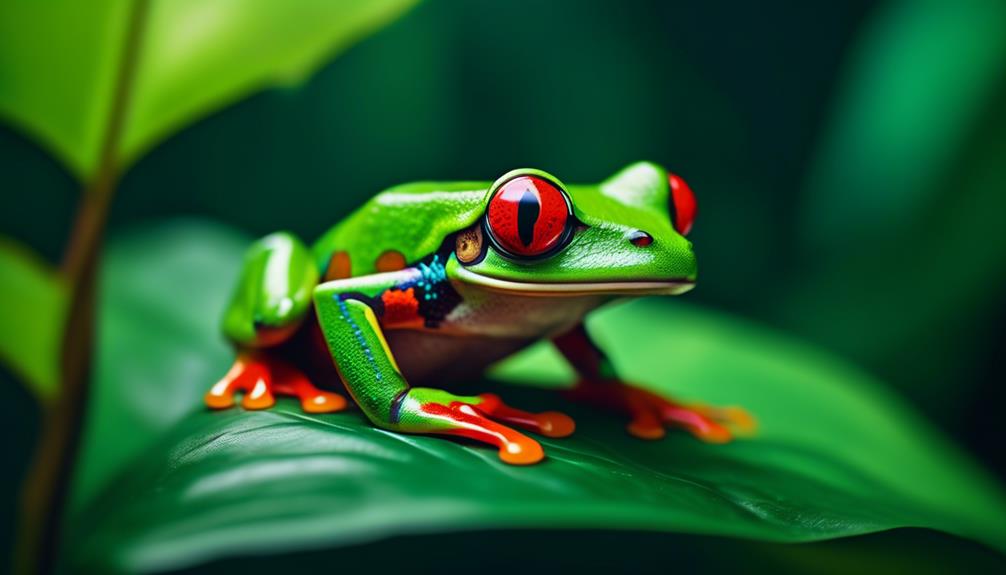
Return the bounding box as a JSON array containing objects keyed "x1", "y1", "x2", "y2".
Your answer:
[{"x1": 15, "y1": 1, "x2": 149, "y2": 573}]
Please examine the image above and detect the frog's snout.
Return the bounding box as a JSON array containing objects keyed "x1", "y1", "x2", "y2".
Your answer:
[{"x1": 623, "y1": 227, "x2": 697, "y2": 282}]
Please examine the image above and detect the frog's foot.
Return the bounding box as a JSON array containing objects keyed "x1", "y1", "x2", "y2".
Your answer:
[
  {"x1": 565, "y1": 380, "x2": 755, "y2": 442},
  {"x1": 475, "y1": 393, "x2": 576, "y2": 438},
  {"x1": 394, "y1": 389, "x2": 575, "y2": 465},
  {"x1": 205, "y1": 352, "x2": 347, "y2": 413}
]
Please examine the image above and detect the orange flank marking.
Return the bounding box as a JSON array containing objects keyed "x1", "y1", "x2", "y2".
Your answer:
[
  {"x1": 325, "y1": 251, "x2": 352, "y2": 281},
  {"x1": 380, "y1": 287, "x2": 424, "y2": 329},
  {"x1": 375, "y1": 250, "x2": 407, "y2": 272}
]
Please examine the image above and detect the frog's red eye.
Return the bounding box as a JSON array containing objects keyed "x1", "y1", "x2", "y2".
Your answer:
[
  {"x1": 485, "y1": 174, "x2": 573, "y2": 260},
  {"x1": 669, "y1": 173, "x2": 697, "y2": 236}
]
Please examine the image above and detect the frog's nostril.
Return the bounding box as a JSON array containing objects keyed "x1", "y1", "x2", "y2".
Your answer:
[{"x1": 628, "y1": 230, "x2": 653, "y2": 247}]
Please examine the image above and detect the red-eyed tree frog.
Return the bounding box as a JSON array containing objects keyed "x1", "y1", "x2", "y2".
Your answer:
[{"x1": 205, "y1": 162, "x2": 753, "y2": 464}]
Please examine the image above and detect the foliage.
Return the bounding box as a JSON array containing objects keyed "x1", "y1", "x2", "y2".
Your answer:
[
  {"x1": 0, "y1": 240, "x2": 67, "y2": 399},
  {"x1": 0, "y1": 1, "x2": 418, "y2": 571},
  {"x1": 0, "y1": 0, "x2": 418, "y2": 400},
  {"x1": 0, "y1": 0, "x2": 419, "y2": 180},
  {"x1": 1, "y1": 0, "x2": 1004, "y2": 571},
  {"x1": 786, "y1": 0, "x2": 1006, "y2": 383},
  {"x1": 65, "y1": 221, "x2": 1006, "y2": 572}
]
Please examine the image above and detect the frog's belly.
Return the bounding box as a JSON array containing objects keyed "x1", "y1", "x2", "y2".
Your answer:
[
  {"x1": 387, "y1": 292, "x2": 606, "y2": 383},
  {"x1": 386, "y1": 331, "x2": 532, "y2": 383},
  {"x1": 441, "y1": 288, "x2": 606, "y2": 338}
]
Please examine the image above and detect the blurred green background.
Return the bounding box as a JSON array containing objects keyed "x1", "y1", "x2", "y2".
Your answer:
[{"x1": 3, "y1": 0, "x2": 1005, "y2": 572}]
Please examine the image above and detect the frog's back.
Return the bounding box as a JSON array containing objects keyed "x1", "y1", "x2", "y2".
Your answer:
[{"x1": 312, "y1": 181, "x2": 490, "y2": 279}]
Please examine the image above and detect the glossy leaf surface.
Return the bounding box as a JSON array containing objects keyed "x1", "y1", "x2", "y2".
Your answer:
[{"x1": 66, "y1": 220, "x2": 1006, "y2": 572}]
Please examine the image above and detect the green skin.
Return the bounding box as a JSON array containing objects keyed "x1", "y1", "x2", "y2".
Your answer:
[{"x1": 217, "y1": 162, "x2": 732, "y2": 464}]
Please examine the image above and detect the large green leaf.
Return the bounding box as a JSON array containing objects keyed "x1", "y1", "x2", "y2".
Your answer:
[
  {"x1": 66, "y1": 220, "x2": 1006, "y2": 572},
  {"x1": 71, "y1": 219, "x2": 247, "y2": 507},
  {"x1": 0, "y1": 237, "x2": 67, "y2": 399},
  {"x1": 0, "y1": 0, "x2": 418, "y2": 180}
]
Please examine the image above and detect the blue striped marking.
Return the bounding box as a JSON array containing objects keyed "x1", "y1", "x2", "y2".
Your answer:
[
  {"x1": 399, "y1": 254, "x2": 447, "y2": 301},
  {"x1": 334, "y1": 295, "x2": 383, "y2": 385}
]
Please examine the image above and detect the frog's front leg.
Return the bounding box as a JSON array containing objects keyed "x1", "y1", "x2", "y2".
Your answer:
[
  {"x1": 313, "y1": 271, "x2": 573, "y2": 465},
  {"x1": 205, "y1": 232, "x2": 346, "y2": 413},
  {"x1": 554, "y1": 324, "x2": 755, "y2": 441}
]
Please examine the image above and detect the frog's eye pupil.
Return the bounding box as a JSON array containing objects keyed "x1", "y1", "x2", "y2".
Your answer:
[
  {"x1": 668, "y1": 173, "x2": 697, "y2": 236},
  {"x1": 516, "y1": 189, "x2": 540, "y2": 247},
  {"x1": 486, "y1": 175, "x2": 572, "y2": 259}
]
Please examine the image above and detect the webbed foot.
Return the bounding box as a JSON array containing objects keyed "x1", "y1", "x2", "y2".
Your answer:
[
  {"x1": 394, "y1": 389, "x2": 575, "y2": 465},
  {"x1": 205, "y1": 352, "x2": 347, "y2": 413},
  {"x1": 566, "y1": 380, "x2": 755, "y2": 442}
]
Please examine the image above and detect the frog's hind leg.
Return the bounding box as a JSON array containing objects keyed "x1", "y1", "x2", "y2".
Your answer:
[
  {"x1": 205, "y1": 352, "x2": 347, "y2": 413},
  {"x1": 554, "y1": 323, "x2": 755, "y2": 442},
  {"x1": 314, "y1": 272, "x2": 571, "y2": 465}
]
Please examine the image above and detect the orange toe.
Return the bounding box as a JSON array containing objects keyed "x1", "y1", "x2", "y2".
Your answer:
[
  {"x1": 689, "y1": 404, "x2": 758, "y2": 435},
  {"x1": 536, "y1": 411, "x2": 576, "y2": 437},
  {"x1": 723, "y1": 406, "x2": 757, "y2": 435},
  {"x1": 301, "y1": 391, "x2": 348, "y2": 413},
  {"x1": 664, "y1": 406, "x2": 734, "y2": 443},
  {"x1": 498, "y1": 438, "x2": 545, "y2": 465},
  {"x1": 626, "y1": 395, "x2": 665, "y2": 440},
  {"x1": 206, "y1": 355, "x2": 259, "y2": 410},
  {"x1": 204, "y1": 390, "x2": 235, "y2": 410},
  {"x1": 241, "y1": 379, "x2": 275, "y2": 410},
  {"x1": 628, "y1": 420, "x2": 666, "y2": 440},
  {"x1": 475, "y1": 393, "x2": 575, "y2": 439},
  {"x1": 691, "y1": 422, "x2": 733, "y2": 444}
]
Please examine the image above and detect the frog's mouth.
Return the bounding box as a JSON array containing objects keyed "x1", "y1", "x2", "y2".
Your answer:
[{"x1": 452, "y1": 266, "x2": 695, "y2": 297}]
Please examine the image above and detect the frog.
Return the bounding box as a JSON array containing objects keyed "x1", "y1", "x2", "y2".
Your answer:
[{"x1": 205, "y1": 162, "x2": 753, "y2": 464}]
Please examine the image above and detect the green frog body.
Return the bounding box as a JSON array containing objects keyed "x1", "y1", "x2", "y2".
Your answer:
[{"x1": 206, "y1": 163, "x2": 752, "y2": 464}]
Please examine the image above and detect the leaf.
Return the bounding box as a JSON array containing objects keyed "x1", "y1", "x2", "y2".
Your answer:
[
  {"x1": 66, "y1": 220, "x2": 1006, "y2": 572},
  {"x1": 0, "y1": 0, "x2": 128, "y2": 181},
  {"x1": 71, "y1": 219, "x2": 248, "y2": 507},
  {"x1": 0, "y1": 237, "x2": 68, "y2": 399},
  {"x1": 0, "y1": 0, "x2": 418, "y2": 180}
]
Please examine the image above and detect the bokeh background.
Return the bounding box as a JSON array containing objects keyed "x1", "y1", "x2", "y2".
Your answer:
[{"x1": 3, "y1": 0, "x2": 1005, "y2": 572}]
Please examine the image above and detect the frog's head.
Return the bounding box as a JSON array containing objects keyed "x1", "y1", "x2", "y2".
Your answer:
[{"x1": 450, "y1": 162, "x2": 697, "y2": 296}]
